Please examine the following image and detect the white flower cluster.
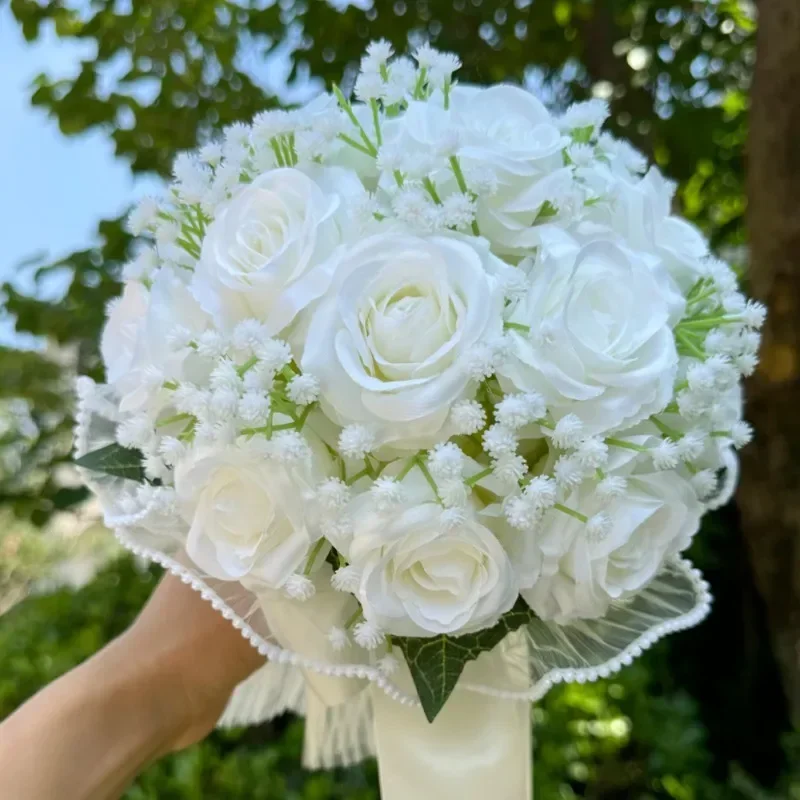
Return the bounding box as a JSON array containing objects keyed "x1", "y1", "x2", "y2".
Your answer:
[{"x1": 85, "y1": 41, "x2": 764, "y2": 642}]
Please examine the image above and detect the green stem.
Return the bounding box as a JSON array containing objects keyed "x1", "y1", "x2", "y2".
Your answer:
[
  {"x1": 156, "y1": 412, "x2": 192, "y2": 428},
  {"x1": 303, "y1": 538, "x2": 327, "y2": 576},
  {"x1": 650, "y1": 416, "x2": 683, "y2": 440},
  {"x1": 370, "y1": 98, "x2": 383, "y2": 147},
  {"x1": 465, "y1": 466, "x2": 493, "y2": 487},
  {"x1": 296, "y1": 403, "x2": 315, "y2": 431},
  {"x1": 395, "y1": 458, "x2": 416, "y2": 481},
  {"x1": 675, "y1": 330, "x2": 706, "y2": 360},
  {"x1": 412, "y1": 67, "x2": 428, "y2": 100},
  {"x1": 344, "y1": 608, "x2": 363, "y2": 630},
  {"x1": 553, "y1": 503, "x2": 588, "y2": 523},
  {"x1": 346, "y1": 468, "x2": 370, "y2": 486},
  {"x1": 162, "y1": 380, "x2": 179, "y2": 391},
  {"x1": 270, "y1": 138, "x2": 285, "y2": 167},
  {"x1": 605, "y1": 437, "x2": 650, "y2": 453},
  {"x1": 423, "y1": 177, "x2": 442, "y2": 205},
  {"x1": 338, "y1": 133, "x2": 374, "y2": 157},
  {"x1": 237, "y1": 356, "x2": 258, "y2": 377},
  {"x1": 504, "y1": 322, "x2": 530, "y2": 334},
  {"x1": 414, "y1": 456, "x2": 442, "y2": 503},
  {"x1": 678, "y1": 315, "x2": 741, "y2": 331}
]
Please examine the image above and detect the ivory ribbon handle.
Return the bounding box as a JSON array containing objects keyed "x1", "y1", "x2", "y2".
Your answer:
[{"x1": 371, "y1": 645, "x2": 532, "y2": 800}]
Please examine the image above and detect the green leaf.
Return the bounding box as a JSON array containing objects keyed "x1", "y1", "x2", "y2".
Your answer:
[
  {"x1": 395, "y1": 597, "x2": 537, "y2": 723},
  {"x1": 74, "y1": 443, "x2": 147, "y2": 482}
]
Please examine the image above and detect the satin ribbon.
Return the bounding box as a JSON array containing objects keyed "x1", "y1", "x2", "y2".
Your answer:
[{"x1": 371, "y1": 648, "x2": 532, "y2": 800}]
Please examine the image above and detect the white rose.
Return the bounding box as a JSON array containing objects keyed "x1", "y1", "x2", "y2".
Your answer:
[
  {"x1": 175, "y1": 444, "x2": 318, "y2": 587},
  {"x1": 348, "y1": 500, "x2": 517, "y2": 636},
  {"x1": 301, "y1": 233, "x2": 506, "y2": 450},
  {"x1": 102, "y1": 281, "x2": 149, "y2": 386},
  {"x1": 499, "y1": 238, "x2": 681, "y2": 435},
  {"x1": 522, "y1": 470, "x2": 702, "y2": 622},
  {"x1": 589, "y1": 167, "x2": 709, "y2": 292},
  {"x1": 384, "y1": 86, "x2": 570, "y2": 256},
  {"x1": 114, "y1": 268, "x2": 210, "y2": 412},
  {"x1": 193, "y1": 166, "x2": 363, "y2": 333}
]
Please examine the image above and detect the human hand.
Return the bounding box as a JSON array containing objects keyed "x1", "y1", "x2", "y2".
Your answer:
[{"x1": 0, "y1": 572, "x2": 265, "y2": 799}]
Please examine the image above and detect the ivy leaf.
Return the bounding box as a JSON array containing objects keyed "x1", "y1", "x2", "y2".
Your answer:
[
  {"x1": 74, "y1": 443, "x2": 146, "y2": 483},
  {"x1": 395, "y1": 597, "x2": 536, "y2": 723}
]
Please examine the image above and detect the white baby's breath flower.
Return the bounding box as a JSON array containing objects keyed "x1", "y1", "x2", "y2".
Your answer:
[
  {"x1": 504, "y1": 495, "x2": 541, "y2": 531},
  {"x1": 652, "y1": 439, "x2": 680, "y2": 470},
  {"x1": 286, "y1": 374, "x2": 320, "y2": 406},
  {"x1": 198, "y1": 141, "x2": 223, "y2": 166},
  {"x1": 363, "y1": 38, "x2": 393, "y2": 70},
  {"x1": 439, "y1": 479, "x2": 468, "y2": 508},
  {"x1": 284, "y1": 574, "x2": 316, "y2": 601},
  {"x1": 269, "y1": 431, "x2": 311, "y2": 463},
  {"x1": 242, "y1": 364, "x2": 275, "y2": 393},
  {"x1": 127, "y1": 197, "x2": 160, "y2": 235},
  {"x1": 449, "y1": 399, "x2": 486, "y2": 435},
  {"x1": 238, "y1": 392, "x2": 271, "y2": 425},
  {"x1": 327, "y1": 626, "x2": 350, "y2": 652},
  {"x1": 116, "y1": 414, "x2": 154, "y2": 450},
  {"x1": 558, "y1": 99, "x2": 609, "y2": 133},
  {"x1": 427, "y1": 442, "x2": 465, "y2": 480},
  {"x1": 676, "y1": 430, "x2": 705, "y2": 462},
  {"x1": 232, "y1": 319, "x2": 269, "y2": 352},
  {"x1": 355, "y1": 71, "x2": 385, "y2": 101},
  {"x1": 574, "y1": 437, "x2": 609, "y2": 469},
  {"x1": 482, "y1": 425, "x2": 518, "y2": 459},
  {"x1": 209, "y1": 389, "x2": 238, "y2": 422},
  {"x1": 586, "y1": 512, "x2": 612, "y2": 542},
  {"x1": 742, "y1": 300, "x2": 767, "y2": 329},
  {"x1": 158, "y1": 436, "x2": 186, "y2": 467},
  {"x1": 196, "y1": 330, "x2": 229, "y2": 359},
  {"x1": 496, "y1": 392, "x2": 545, "y2": 429},
  {"x1": 377, "y1": 654, "x2": 400, "y2": 675},
  {"x1": 339, "y1": 425, "x2": 376, "y2": 459},
  {"x1": 210, "y1": 359, "x2": 242, "y2": 392},
  {"x1": 255, "y1": 339, "x2": 293, "y2": 373},
  {"x1": 523, "y1": 475, "x2": 558, "y2": 510},
  {"x1": 331, "y1": 565, "x2": 361, "y2": 593},
  {"x1": 316, "y1": 478, "x2": 351, "y2": 511},
  {"x1": 492, "y1": 453, "x2": 527, "y2": 485},
  {"x1": 731, "y1": 420, "x2": 753, "y2": 449},
  {"x1": 440, "y1": 192, "x2": 476, "y2": 229},
  {"x1": 370, "y1": 477, "x2": 405, "y2": 509},
  {"x1": 391, "y1": 186, "x2": 438, "y2": 231},
  {"x1": 353, "y1": 620, "x2": 385, "y2": 650},
  {"x1": 427, "y1": 51, "x2": 461, "y2": 88},
  {"x1": 167, "y1": 324, "x2": 195, "y2": 350},
  {"x1": 440, "y1": 506, "x2": 467, "y2": 530},
  {"x1": 554, "y1": 455, "x2": 584, "y2": 488},
  {"x1": 597, "y1": 475, "x2": 627, "y2": 499},
  {"x1": 551, "y1": 414, "x2": 584, "y2": 448},
  {"x1": 735, "y1": 352, "x2": 759, "y2": 376},
  {"x1": 122, "y1": 248, "x2": 158, "y2": 282}
]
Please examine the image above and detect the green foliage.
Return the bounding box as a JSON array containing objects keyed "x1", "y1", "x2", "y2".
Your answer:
[
  {"x1": 75, "y1": 443, "x2": 147, "y2": 483},
  {"x1": 396, "y1": 597, "x2": 536, "y2": 722}
]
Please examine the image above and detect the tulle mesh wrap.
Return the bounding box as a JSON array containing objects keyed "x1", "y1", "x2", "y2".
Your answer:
[{"x1": 76, "y1": 389, "x2": 711, "y2": 768}]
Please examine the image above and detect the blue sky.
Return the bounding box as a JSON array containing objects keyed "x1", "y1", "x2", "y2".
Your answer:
[{"x1": 0, "y1": 6, "x2": 155, "y2": 285}]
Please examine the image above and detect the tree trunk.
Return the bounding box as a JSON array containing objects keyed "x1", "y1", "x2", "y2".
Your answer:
[{"x1": 739, "y1": 0, "x2": 800, "y2": 727}]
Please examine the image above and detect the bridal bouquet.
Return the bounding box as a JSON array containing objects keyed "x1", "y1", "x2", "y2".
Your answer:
[{"x1": 75, "y1": 40, "x2": 763, "y2": 797}]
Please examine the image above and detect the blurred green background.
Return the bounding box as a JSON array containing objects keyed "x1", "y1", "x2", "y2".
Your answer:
[{"x1": 1, "y1": 0, "x2": 799, "y2": 797}]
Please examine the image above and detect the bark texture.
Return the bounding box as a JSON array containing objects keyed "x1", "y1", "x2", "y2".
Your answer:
[{"x1": 740, "y1": 0, "x2": 800, "y2": 727}]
